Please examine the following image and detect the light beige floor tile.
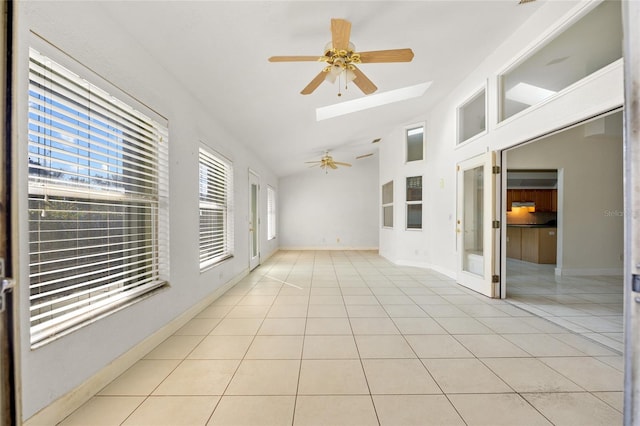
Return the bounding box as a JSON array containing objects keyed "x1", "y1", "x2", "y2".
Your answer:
[
  {"x1": 207, "y1": 396, "x2": 295, "y2": 426},
  {"x1": 188, "y1": 335, "x2": 253, "y2": 359},
  {"x1": 174, "y1": 318, "x2": 222, "y2": 336},
  {"x1": 383, "y1": 304, "x2": 429, "y2": 318},
  {"x1": 122, "y1": 396, "x2": 218, "y2": 425},
  {"x1": 373, "y1": 395, "x2": 464, "y2": 426},
  {"x1": 350, "y1": 317, "x2": 399, "y2": 335},
  {"x1": 294, "y1": 396, "x2": 378, "y2": 426},
  {"x1": 540, "y1": 357, "x2": 623, "y2": 391},
  {"x1": 343, "y1": 295, "x2": 380, "y2": 305},
  {"x1": 454, "y1": 334, "x2": 530, "y2": 358},
  {"x1": 267, "y1": 304, "x2": 309, "y2": 318},
  {"x1": 195, "y1": 305, "x2": 234, "y2": 319},
  {"x1": 434, "y1": 317, "x2": 495, "y2": 334},
  {"x1": 309, "y1": 294, "x2": 344, "y2": 305},
  {"x1": 362, "y1": 359, "x2": 441, "y2": 394},
  {"x1": 518, "y1": 316, "x2": 572, "y2": 333},
  {"x1": 410, "y1": 295, "x2": 449, "y2": 305},
  {"x1": 143, "y1": 335, "x2": 204, "y2": 360},
  {"x1": 244, "y1": 335, "x2": 303, "y2": 359},
  {"x1": 303, "y1": 335, "x2": 359, "y2": 359},
  {"x1": 376, "y1": 295, "x2": 414, "y2": 305},
  {"x1": 392, "y1": 317, "x2": 447, "y2": 334},
  {"x1": 450, "y1": 393, "x2": 552, "y2": 426},
  {"x1": 99, "y1": 360, "x2": 180, "y2": 396},
  {"x1": 238, "y1": 295, "x2": 276, "y2": 306},
  {"x1": 592, "y1": 391, "x2": 624, "y2": 412},
  {"x1": 226, "y1": 305, "x2": 270, "y2": 318},
  {"x1": 406, "y1": 335, "x2": 473, "y2": 358},
  {"x1": 304, "y1": 317, "x2": 352, "y2": 335},
  {"x1": 210, "y1": 318, "x2": 263, "y2": 335},
  {"x1": 481, "y1": 357, "x2": 583, "y2": 392},
  {"x1": 225, "y1": 360, "x2": 300, "y2": 395},
  {"x1": 503, "y1": 334, "x2": 587, "y2": 357},
  {"x1": 213, "y1": 295, "x2": 243, "y2": 306},
  {"x1": 549, "y1": 333, "x2": 619, "y2": 356},
  {"x1": 423, "y1": 358, "x2": 512, "y2": 393},
  {"x1": 596, "y1": 355, "x2": 624, "y2": 371},
  {"x1": 477, "y1": 316, "x2": 543, "y2": 334},
  {"x1": 346, "y1": 305, "x2": 389, "y2": 318},
  {"x1": 273, "y1": 295, "x2": 309, "y2": 306},
  {"x1": 258, "y1": 318, "x2": 306, "y2": 335},
  {"x1": 355, "y1": 335, "x2": 416, "y2": 358},
  {"x1": 298, "y1": 359, "x2": 369, "y2": 394},
  {"x1": 59, "y1": 396, "x2": 145, "y2": 426},
  {"x1": 247, "y1": 286, "x2": 282, "y2": 296},
  {"x1": 307, "y1": 304, "x2": 348, "y2": 318},
  {"x1": 153, "y1": 360, "x2": 239, "y2": 395},
  {"x1": 419, "y1": 304, "x2": 468, "y2": 317},
  {"x1": 523, "y1": 392, "x2": 623, "y2": 425},
  {"x1": 309, "y1": 287, "x2": 342, "y2": 296},
  {"x1": 458, "y1": 304, "x2": 511, "y2": 317}
]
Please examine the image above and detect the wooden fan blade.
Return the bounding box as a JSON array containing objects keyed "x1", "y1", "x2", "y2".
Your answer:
[
  {"x1": 334, "y1": 162, "x2": 352, "y2": 167},
  {"x1": 351, "y1": 66, "x2": 378, "y2": 95},
  {"x1": 331, "y1": 18, "x2": 351, "y2": 51},
  {"x1": 301, "y1": 71, "x2": 327, "y2": 95},
  {"x1": 305, "y1": 161, "x2": 322, "y2": 164},
  {"x1": 328, "y1": 162, "x2": 338, "y2": 169},
  {"x1": 269, "y1": 56, "x2": 323, "y2": 62},
  {"x1": 356, "y1": 153, "x2": 374, "y2": 160},
  {"x1": 308, "y1": 163, "x2": 321, "y2": 168},
  {"x1": 358, "y1": 48, "x2": 415, "y2": 63}
]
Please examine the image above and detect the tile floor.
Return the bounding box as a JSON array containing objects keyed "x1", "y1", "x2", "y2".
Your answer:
[
  {"x1": 506, "y1": 259, "x2": 624, "y2": 352},
  {"x1": 59, "y1": 251, "x2": 624, "y2": 425}
]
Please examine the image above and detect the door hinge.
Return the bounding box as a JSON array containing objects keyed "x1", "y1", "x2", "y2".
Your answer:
[
  {"x1": 456, "y1": 165, "x2": 460, "y2": 172},
  {"x1": 492, "y1": 220, "x2": 500, "y2": 229},
  {"x1": 492, "y1": 166, "x2": 501, "y2": 174},
  {"x1": 492, "y1": 275, "x2": 500, "y2": 284}
]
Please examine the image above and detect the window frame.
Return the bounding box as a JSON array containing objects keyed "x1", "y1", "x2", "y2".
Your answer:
[
  {"x1": 198, "y1": 145, "x2": 234, "y2": 271},
  {"x1": 381, "y1": 180, "x2": 394, "y2": 229},
  {"x1": 267, "y1": 185, "x2": 276, "y2": 240},
  {"x1": 27, "y1": 47, "x2": 170, "y2": 347},
  {"x1": 405, "y1": 124, "x2": 425, "y2": 163},
  {"x1": 405, "y1": 176, "x2": 423, "y2": 230},
  {"x1": 456, "y1": 84, "x2": 487, "y2": 146}
]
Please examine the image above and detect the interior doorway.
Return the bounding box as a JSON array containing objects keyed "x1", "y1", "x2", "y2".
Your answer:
[{"x1": 502, "y1": 110, "x2": 624, "y2": 352}]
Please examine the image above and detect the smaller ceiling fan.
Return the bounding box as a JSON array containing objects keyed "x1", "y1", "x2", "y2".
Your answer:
[
  {"x1": 306, "y1": 151, "x2": 352, "y2": 173},
  {"x1": 269, "y1": 18, "x2": 414, "y2": 96}
]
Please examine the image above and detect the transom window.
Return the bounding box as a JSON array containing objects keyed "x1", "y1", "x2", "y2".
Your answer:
[
  {"x1": 406, "y1": 126, "x2": 424, "y2": 162},
  {"x1": 28, "y1": 48, "x2": 169, "y2": 346}
]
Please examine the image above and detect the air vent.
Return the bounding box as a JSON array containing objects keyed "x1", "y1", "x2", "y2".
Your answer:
[{"x1": 372, "y1": 138, "x2": 381, "y2": 144}]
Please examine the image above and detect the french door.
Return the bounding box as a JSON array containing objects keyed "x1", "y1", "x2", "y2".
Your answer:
[{"x1": 456, "y1": 152, "x2": 500, "y2": 297}]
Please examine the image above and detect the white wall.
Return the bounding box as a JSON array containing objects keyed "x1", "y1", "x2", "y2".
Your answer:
[
  {"x1": 279, "y1": 156, "x2": 379, "y2": 250},
  {"x1": 507, "y1": 115, "x2": 624, "y2": 274},
  {"x1": 16, "y1": 2, "x2": 278, "y2": 421},
  {"x1": 379, "y1": 0, "x2": 624, "y2": 280}
]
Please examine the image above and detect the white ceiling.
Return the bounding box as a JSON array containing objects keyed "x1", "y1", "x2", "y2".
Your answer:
[{"x1": 98, "y1": 1, "x2": 547, "y2": 177}]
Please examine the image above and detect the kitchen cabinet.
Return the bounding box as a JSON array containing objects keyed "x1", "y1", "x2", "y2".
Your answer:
[
  {"x1": 507, "y1": 226, "x2": 557, "y2": 264},
  {"x1": 506, "y1": 189, "x2": 557, "y2": 212}
]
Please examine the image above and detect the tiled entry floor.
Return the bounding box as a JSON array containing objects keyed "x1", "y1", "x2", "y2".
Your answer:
[
  {"x1": 506, "y1": 259, "x2": 624, "y2": 353},
  {"x1": 60, "y1": 251, "x2": 623, "y2": 425}
]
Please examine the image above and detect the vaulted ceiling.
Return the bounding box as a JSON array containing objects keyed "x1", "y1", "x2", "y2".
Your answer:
[{"x1": 98, "y1": 1, "x2": 548, "y2": 177}]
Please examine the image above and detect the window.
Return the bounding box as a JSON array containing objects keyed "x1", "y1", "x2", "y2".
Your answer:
[
  {"x1": 457, "y1": 88, "x2": 486, "y2": 144},
  {"x1": 501, "y1": 0, "x2": 622, "y2": 121},
  {"x1": 406, "y1": 126, "x2": 424, "y2": 162},
  {"x1": 406, "y1": 176, "x2": 422, "y2": 229},
  {"x1": 267, "y1": 186, "x2": 276, "y2": 240},
  {"x1": 199, "y1": 147, "x2": 233, "y2": 270},
  {"x1": 28, "y1": 48, "x2": 169, "y2": 346},
  {"x1": 382, "y1": 181, "x2": 393, "y2": 228}
]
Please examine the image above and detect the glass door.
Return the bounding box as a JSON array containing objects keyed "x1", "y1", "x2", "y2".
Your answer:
[{"x1": 456, "y1": 152, "x2": 500, "y2": 297}]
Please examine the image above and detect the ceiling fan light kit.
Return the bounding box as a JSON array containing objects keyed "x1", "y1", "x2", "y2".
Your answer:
[{"x1": 269, "y1": 18, "x2": 414, "y2": 96}]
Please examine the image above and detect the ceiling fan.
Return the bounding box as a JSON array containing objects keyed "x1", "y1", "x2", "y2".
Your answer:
[
  {"x1": 269, "y1": 18, "x2": 414, "y2": 96},
  {"x1": 306, "y1": 151, "x2": 352, "y2": 172}
]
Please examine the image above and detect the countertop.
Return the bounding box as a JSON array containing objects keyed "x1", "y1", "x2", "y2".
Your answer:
[{"x1": 507, "y1": 224, "x2": 557, "y2": 228}]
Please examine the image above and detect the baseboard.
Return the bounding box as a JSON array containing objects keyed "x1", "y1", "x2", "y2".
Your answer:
[
  {"x1": 554, "y1": 267, "x2": 623, "y2": 276},
  {"x1": 24, "y1": 268, "x2": 249, "y2": 426},
  {"x1": 278, "y1": 246, "x2": 379, "y2": 251}
]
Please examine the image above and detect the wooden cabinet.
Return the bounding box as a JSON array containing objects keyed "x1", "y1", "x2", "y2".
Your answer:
[
  {"x1": 507, "y1": 226, "x2": 557, "y2": 264},
  {"x1": 506, "y1": 189, "x2": 557, "y2": 212}
]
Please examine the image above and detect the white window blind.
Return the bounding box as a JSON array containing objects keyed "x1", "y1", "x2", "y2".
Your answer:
[
  {"x1": 27, "y1": 48, "x2": 169, "y2": 346},
  {"x1": 267, "y1": 186, "x2": 276, "y2": 240},
  {"x1": 199, "y1": 147, "x2": 233, "y2": 270}
]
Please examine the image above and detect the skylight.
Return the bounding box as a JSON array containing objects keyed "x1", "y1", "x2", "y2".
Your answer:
[{"x1": 316, "y1": 82, "x2": 432, "y2": 121}]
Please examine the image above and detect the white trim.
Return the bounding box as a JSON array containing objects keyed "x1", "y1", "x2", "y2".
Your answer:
[
  {"x1": 23, "y1": 267, "x2": 250, "y2": 426},
  {"x1": 554, "y1": 267, "x2": 623, "y2": 277},
  {"x1": 278, "y1": 246, "x2": 380, "y2": 251}
]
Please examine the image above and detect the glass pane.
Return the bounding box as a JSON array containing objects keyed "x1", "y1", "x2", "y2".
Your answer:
[
  {"x1": 382, "y1": 181, "x2": 393, "y2": 205},
  {"x1": 407, "y1": 204, "x2": 422, "y2": 229},
  {"x1": 406, "y1": 176, "x2": 422, "y2": 201},
  {"x1": 251, "y1": 183, "x2": 258, "y2": 257},
  {"x1": 501, "y1": 0, "x2": 622, "y2": 121},
  {"x1": 383, "y1": 206, "x2": 393, "y2": 228},
  {"x1": 458, "y1": 89, "x2": 486, "y2": 143},
  {"x1": 406, "y1": 126, "x2": 424, "y2": 162},
  {"x1": 462, "y1": 166, "x2": 484, "y2": 276}
]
